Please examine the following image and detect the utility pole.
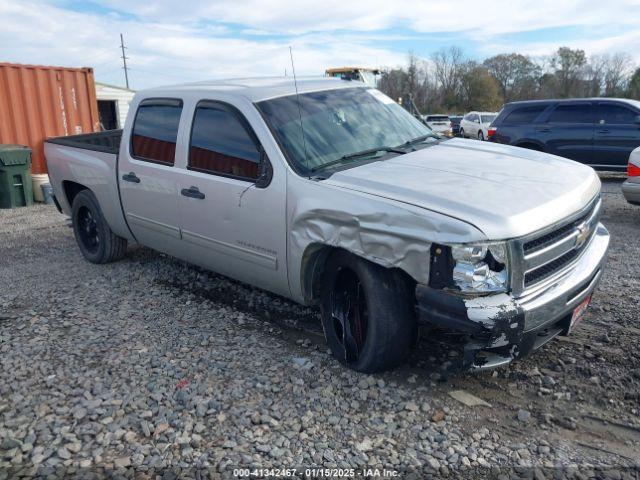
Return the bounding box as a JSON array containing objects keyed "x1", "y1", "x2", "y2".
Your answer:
[{"x1": 120, "y1": 33, "x2": 130, "y2": 89}]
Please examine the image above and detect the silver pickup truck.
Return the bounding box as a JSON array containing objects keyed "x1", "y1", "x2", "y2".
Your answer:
[{"x1": 45, "y1": 78, "x2": 609, "y2": 372}]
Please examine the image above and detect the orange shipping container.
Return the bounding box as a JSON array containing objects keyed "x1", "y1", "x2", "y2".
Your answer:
[{"x1": 0, "y1": 62, "x2": 101, "y2": 174}]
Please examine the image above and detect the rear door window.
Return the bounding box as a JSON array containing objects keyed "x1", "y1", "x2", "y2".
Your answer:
[
  {"x1": 548, "y1": 104, "x2": 593, "y2": 124},
  {"x1": 131, "y1": 99, "x2": 183, "y2": 165},
  {"x1": 188, "y1": 102, "x2": 262, "y2": 181},
  {"x1": 503, "y1": 105, "x2": 546, "y2": 124},
  {"x1": 597, "y1": 103, "x2": 638, "y2": 124}
]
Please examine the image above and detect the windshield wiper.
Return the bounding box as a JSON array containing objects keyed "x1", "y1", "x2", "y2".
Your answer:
[
  {"x1": 310, "y1": 146, "x2": 405, "y2": 173},
  {"x1": 396, "y1": 134, "x2": 436, "y2": 149}
]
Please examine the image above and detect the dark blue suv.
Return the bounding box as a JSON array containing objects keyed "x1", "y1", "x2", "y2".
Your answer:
[{"x1": 488, "y1": 98, "x2": 640, "y2": 171}]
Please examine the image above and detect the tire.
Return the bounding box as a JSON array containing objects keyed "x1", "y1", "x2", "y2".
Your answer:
[
  {"x1": 320, "y1": 251, "x2": 416, "y2": 373},
  {"x1": 478, "y1": 131, "x2": 485, "y2": 141},
  {"x1": 459, "y1": 127, "x2": 465, "y2": 138},
  {"x1": 71, "y1": 190, "x2": 127, "y2": 264}
]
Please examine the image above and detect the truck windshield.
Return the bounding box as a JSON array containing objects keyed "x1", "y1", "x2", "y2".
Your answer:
[{"x1": 256, "y1": 87, "x2": 436, "y2": 176}]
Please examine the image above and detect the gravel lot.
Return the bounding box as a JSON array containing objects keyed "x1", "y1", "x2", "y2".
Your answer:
[{"x1": 1, "y1": 178, "x2": 639, "y2": 479}]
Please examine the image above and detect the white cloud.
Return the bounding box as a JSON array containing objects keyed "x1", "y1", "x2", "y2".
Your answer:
[
  {"x1": 1, "y1": 0, "x2": 639, "y2": 89},
  {"x1": 96, "y1": 0, "x2": 640, "y2": 36},
  {"x1": 0, "y1": 0, "x2": 403, "y2": 88},
  {"x1": 477, "y1": 29, "x2": 640, "y2": 64}
]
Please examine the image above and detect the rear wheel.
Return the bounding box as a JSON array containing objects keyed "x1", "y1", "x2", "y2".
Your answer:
[
  {"x1": 71, "y1": 190, "x2": 127, "y2": 264},
  {"x1": 320, "y1": 251, "x2": 416, "y2": 373},
  {"x1": 478, "y1": 131, "x2": 485, "y2": 141}
]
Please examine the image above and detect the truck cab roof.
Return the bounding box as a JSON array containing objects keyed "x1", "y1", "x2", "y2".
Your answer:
[{"x1": 144, "y1": 76, "x2": 360, "y2": 103}]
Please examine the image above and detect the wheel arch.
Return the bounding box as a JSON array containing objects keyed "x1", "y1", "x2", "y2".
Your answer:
[
  {"x1": 62, "y1": 180, "x2": 135, "y2": 243},
  {"x1": 62, "y1": 180, "x2": 89, "y2": 209},
  {"x1": 300, "y1": 243, "x2": 415, "y2": 305}
]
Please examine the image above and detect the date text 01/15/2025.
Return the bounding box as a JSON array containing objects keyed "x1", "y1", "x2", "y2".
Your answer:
[{"x1": 233, "y1": 468, "x2": 400, "y2": 478}]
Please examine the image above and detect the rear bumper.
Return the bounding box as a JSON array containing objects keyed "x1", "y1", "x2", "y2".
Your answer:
[
  {"x1": 622, "y1": 178, "x2": 640, "y2": 205},
  {"x1": 416, "y1": 223, "x2": 610, "y2": 369}
]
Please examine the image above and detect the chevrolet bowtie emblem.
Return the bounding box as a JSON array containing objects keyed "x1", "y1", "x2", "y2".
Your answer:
[{"x1": 575, "y1": 222, "x2": 590, "y2": 248}]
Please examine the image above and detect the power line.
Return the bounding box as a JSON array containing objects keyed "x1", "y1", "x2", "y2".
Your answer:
[{"x1": 120, "y1": 33, "x2": 130, "y2": 89}]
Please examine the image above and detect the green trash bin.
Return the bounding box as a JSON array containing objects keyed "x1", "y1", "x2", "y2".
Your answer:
[{"x1": 0, "y1": 144, "x2": 34, "y2": 209}]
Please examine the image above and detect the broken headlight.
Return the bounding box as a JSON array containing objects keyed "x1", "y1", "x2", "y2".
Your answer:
[{"x1": 430, "y1": 242, "x2": 509, "y2": 294}]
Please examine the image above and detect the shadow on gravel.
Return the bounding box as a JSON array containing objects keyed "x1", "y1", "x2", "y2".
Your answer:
[{"x1": 125, "y1": 246, "x2": 471, "y2": 382}]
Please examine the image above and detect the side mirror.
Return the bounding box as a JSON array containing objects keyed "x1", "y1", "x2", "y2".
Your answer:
[{"x1": 255, "y1": 148, "x2": 273, "y2": 189}]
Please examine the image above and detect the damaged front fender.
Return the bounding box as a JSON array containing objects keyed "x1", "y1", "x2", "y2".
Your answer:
[{"x1": 287, "y1": 180, "x2": 486, "y2": 303}]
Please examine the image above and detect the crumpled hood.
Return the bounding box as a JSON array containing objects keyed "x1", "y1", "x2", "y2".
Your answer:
[{"x1": 323, "y1": 138, "x2": 601, "y2": 239}]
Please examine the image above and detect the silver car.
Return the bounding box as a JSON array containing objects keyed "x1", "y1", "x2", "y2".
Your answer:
[{"x1": 45, "y1": 78, "x2": 609, "y2": 372}]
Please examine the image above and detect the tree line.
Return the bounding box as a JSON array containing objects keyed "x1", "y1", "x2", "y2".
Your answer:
[{"x1": 377, "y1": 46, "x2": 640, "y2": 115}]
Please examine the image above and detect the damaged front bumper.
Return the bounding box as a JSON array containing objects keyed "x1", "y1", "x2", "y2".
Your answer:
[{"x1": 416, "y1": 223, "x2": 610, "y2": 370}]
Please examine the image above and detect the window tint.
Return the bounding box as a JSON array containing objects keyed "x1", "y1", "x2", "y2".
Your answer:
[
  {"x1": 548, "y1": 104, "x2": 592, "y2": 124},
  {"x1": 131, "y1": 100, "x2": 182, "y2": 165},
  {"x1": 481, "y1": 114, "x2": 496, "y2": 124},
  {"x1": 598, "y1": 103, "x2": 637, "y2": 124},
  {"x1": 503, "y1": 105, "x2": 546, "y2": 124},
  {"x1": 189, "y1": 104, "x2": 261, "y2": 180}
]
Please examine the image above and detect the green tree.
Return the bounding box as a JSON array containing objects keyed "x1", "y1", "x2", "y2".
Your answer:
[
  {"x1": 459, "y1": 62, "x2": 503, "y2": 111},
  {"x1": 628, "y1": 68, "x2": 640, "y2": 99},
  {"x1": 551, "y1": 47, "x2": 587, "y2": 97},
  {"x1": 483, "y1": 53, "x2": 540, "y2": 102}
]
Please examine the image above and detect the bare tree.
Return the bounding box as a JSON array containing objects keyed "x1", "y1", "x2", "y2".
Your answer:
[
  {"x1": 378, "y1": 45, "x2": 638, "y2": 115},
  {"x1": 602, "y1": 53, "x2": 632, "y2": 96},
  {"x1": 431, "y1": 47, "x2": 465, "y2": 108},
  {"x1": 583, "y1": 55, "x2": 607, "y2": 96}
]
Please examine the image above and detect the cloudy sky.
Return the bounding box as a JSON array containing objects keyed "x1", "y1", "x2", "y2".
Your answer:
[{"x1": 1, "y1": 0, "x2": 639, "y2": 90}]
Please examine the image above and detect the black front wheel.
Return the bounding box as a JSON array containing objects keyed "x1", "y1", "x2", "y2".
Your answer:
[
  {"x1": 320, "y1": 251, "x2": 416, "y2": 373},
  {"x1": 71, "y1": 190, "x2": 127, "y2": 264}
]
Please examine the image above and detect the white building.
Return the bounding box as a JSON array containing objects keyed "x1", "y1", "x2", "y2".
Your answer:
[{"x1": 95, "y1": 82, "x2": 135, "y2": 130}]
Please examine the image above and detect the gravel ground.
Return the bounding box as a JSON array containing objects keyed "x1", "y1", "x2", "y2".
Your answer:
[{"x1": 0, "y1": 178, "x2": 639, "y2": 479}]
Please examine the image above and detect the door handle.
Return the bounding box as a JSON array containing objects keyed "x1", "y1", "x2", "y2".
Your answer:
[
  {"x1": 181, "y1": 186, "x2": 205, "y2": 199},
  {"x1": 122, "y1": 172, "x2": 140, "y2": 183},
  {"x1": 597, "y1": 129, "x2": 610, "y2": 134}
]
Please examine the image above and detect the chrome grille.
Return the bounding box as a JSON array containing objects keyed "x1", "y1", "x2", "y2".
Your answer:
[
  {"x1": 524, "y1": 248, "x2": 580, "y2": 286},
  {"x1": 511, "y1": 197, "x2": 601, "y2": 296}
]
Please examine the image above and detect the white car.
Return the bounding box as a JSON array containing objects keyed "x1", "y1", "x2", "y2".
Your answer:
[
  {"x1": 423, "y1": 115, "x2": 452, "y2": 136},
  {"x1": 460, "y1": 111, "x2": 498, "y2": 141},
  {"x1": 622, "y1": 147, "x2": 640, "y2": 205}
]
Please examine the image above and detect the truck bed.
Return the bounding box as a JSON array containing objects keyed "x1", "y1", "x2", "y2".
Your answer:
[
  {"x1": 45, "y1": 129, "x2": 122, "y2": 155},
  {"x1": 45, "y1": 128, "x2": 133, "y2": 242}
]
